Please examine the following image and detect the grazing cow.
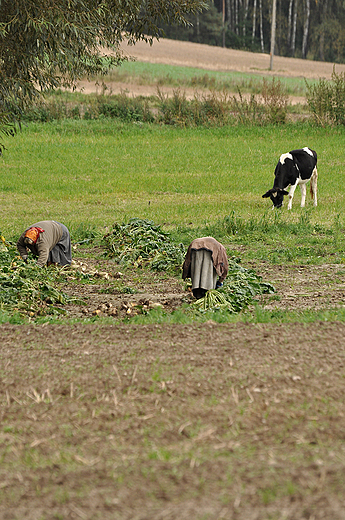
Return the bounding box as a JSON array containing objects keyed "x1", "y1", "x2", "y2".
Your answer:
[{"x1": 262, "y1": 147, "x2": 318, "y2": 210}]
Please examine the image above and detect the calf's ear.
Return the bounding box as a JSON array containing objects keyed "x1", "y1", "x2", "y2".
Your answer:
[
  {"x1": 282, "y1": 189, "x2": 289, "y2": 195},
  {"x1": 262, "y1": 190, "x2": 272, "y2": 198}
]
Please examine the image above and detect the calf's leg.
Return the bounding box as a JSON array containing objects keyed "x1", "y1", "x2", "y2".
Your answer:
[
  {"x1": 300, "y1": 183, "x2": 307, "y2": 207},
  {"x1": 310, "y1": 167, "x2": 318, "y2": 206},
  {"x1": 287, "y1": 182, "x2": 298, "y2": 210}
]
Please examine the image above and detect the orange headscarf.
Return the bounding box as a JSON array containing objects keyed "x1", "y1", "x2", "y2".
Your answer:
[{"x1": 25, "y1": 226, "x2": 45, "y2": 244}]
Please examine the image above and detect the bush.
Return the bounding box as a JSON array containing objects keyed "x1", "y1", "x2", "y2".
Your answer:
[
  {"x1": 306, "y1": 67, "x2": 345, "y2": 125},
  {"x1": 98, "y1": 93, "x2": 154, "y2": 123},
  {"x1": 157, "y1": 88, "x2": 195, "y2": 126},
  {"x1": 157, "y1": 87, "x2": 234, "y2": 127},
  {"x1": 261, "y1": 78, "x2": 289, "y2": 124},
  {"x1": 230, "y1": 89, "x2": 262, "y2": 124}
]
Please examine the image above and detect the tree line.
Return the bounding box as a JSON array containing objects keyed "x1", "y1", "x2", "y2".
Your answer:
[
  {"x1": 161, "y1": 0, "x2": 345, "y2": 63},
  {"x1": 1, "y1": 0, "x2": 343, "y2": 151}
]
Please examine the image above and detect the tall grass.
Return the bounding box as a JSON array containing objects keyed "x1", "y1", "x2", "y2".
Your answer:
[
  {"x1": 1, "y1": 120, "x2": 344, "y2": 241},
  {"x1": 21, "y1": 78, "x2": 295, "y2": 126}
]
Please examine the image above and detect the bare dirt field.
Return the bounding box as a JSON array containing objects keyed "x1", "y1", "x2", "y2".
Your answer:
[
  {"x1": 2, "y1": 40, "x2": 345, "y2": 520},
  {"x1": 2, "y1": 316, "x2": 345, "y2": 520},
  {"x1": 121, "y1": 38, "x2": 345, "y2": 79}
]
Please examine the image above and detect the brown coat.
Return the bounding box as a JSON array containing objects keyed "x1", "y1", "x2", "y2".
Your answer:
[
  {"x1": 17, "y1": 221, "x2": 63, "y2": 267},
  {"x1": 182, "y1": 237, "x2": 229, "y2": 283}
]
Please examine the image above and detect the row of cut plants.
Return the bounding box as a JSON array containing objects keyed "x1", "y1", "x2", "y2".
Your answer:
[
  {"x1": 0, "y1": 220, "x2": 275, "y2": 321},
  {"x1": 103, "y1": 219, "x2": 275, "y2": 314}
]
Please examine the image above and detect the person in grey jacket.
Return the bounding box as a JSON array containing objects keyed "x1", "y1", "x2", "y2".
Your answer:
[
  {"x1": 17, "y1": 221, "x2": 72, "y2": 268},
  {"x1": 182, "y1": 237, "x2": 228, "y2": 299}
]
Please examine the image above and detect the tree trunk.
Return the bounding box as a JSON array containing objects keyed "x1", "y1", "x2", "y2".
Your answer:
[
  {"x1": 235, "y1": 0, "x2": 239, "y2": 34},
  {"x1": 319, "y1": 0, "x2": 328, "y2": 61},
  {"x1": 287, "y1": 0, "x2": 293, "y2": 46},
  {"x1": 243, "y1": 0, "x2": 249, "y2": 38},
  {"x1": 222, "y1": 0, "x2": 226, "y2": 47},
  {"x1": 252, "y1": 0, "x2": 257, "y2": 43},
  {"x1": 226, "y1": 0, "x2": 232, "y2": 31},
  {"x1": 290, "y1": 0, "x2": 298, "y2": 56},
  {"x1": 259, "y1": 0, "x2": 264, "y2": 52},
  {"x1": 302, "y1": 0, "x2": 310, "y2": 58},
  {"x1": 270, "y1": 0, "x2": 277, "y2": 69}
]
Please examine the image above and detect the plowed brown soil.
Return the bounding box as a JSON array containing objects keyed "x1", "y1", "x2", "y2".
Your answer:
[{"x1": 2, "y1": 318, "x2": 345, "y2": 520}]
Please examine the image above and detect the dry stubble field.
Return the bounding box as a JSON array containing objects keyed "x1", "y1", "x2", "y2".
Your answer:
[{"x1": 1, "y1": 40, "x2": 345, "y2": 520}]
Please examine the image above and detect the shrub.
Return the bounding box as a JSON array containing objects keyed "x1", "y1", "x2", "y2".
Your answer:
[
  {"x1": 156, "y1": 87, "x2": 195, "y2": 126},
  {"x1": 230, "y1": 88, "x2": 262, "y2": 124},
  {"x1": 98, "y1": 93, "x2": 154, "y2": 123},
  {"x1": 194, "y1": 89, "x2": 232, "y2": 126},
  {"x1": 157, "y1": 87, "x2": 233, "y2": 127},
  {"x1": 19, "y1": 78, "x2": 294, "y2": 127},
  {"x1": 306, "y1": 67, "x2": 345, "y2": 125},
  {"x1": 260, "y1": 78, "x2": 289, "y2": 124}
]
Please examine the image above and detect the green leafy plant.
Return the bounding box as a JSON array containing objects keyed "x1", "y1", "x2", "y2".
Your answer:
[
  {"x1": 0, "y1": 245, "x2": 75, "y2": 316},
  {"x1": 193, "y1": 289, "x2": 235, "y2": 311},
  {"x1": 193, "y1": 259, "x2": 275, "y2": 313},
  {"x1": 103, "y1": 218, "x2": 185, "y2": 273},
  {"x1": 306, "y1": 67, "x2": 345, "y2": 125}
]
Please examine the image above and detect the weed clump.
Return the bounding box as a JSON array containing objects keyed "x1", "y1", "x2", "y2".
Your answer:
[{"x1": 98, "y1": 92, "x2": 155, "y2": 123}]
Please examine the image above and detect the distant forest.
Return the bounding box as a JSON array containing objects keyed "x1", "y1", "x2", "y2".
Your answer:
[{"x1": 160, "y1": 0, "x2": 345, "y2": 63}]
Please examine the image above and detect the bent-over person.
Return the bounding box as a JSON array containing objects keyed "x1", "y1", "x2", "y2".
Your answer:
[
  {"x1": 17, "y1": 220, "x2": 72, "y2": 268},
  {"x1": 182, "y1": 237, "x2": 228, "y2": 299}
]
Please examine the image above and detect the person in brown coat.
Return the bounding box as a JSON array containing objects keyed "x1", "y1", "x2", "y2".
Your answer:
[
  {"x1": 182, "y1": 237, "x2": 228, "y2": 299},
  {"x1": 17, "y1": 220, "x2": 72, "y2": 268}
]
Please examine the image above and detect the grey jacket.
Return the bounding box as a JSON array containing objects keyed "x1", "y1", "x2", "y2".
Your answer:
[{"x1": 17, "y1": 221, "x2": 63, "y2": 267}]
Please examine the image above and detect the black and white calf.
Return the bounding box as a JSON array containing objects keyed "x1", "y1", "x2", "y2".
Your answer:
[{"x1": 262, "y1": 147, "x2": 318, "y2": 210}]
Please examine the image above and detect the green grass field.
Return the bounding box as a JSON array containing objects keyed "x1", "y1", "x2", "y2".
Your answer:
[{"x1": 1, "y1": 120, "x2": 344, "y2": 242}]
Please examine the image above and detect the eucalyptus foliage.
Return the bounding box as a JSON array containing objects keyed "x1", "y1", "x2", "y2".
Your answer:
[{"x1": 0, "y1": 0, "x2": 206, "y2": 150}]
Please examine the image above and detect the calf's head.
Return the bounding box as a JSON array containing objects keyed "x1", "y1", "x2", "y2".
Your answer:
[{"x1": 262, "y1": 187, "x2": 289, "y2": 208}]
